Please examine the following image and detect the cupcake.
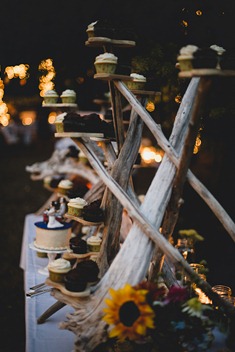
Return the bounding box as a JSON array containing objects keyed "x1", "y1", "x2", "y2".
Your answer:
[
  {"x1": 69, "y1": 236, "x2": 88, "y2": 254},
  {"x1": 192, "y1": 47, "x2": 218, "y2": 69},
  {"x1": 87, "y1": 234, "x2": 102, "y2": 252},
  {"x1": 64, "y1": 268, "x2": 87, "y2": 292},
  {"x1": 94, "y1": 53, "x2": 118, "y2": 74},
  {"x1": 86, "y1": 20, "x2": 98, "y2": 38},
  {"x1": 75, "y1": 259, "x2": 99, "y2": 283},
  {"x1": 54, "y1": 112, "x2": 67, "y2": 133},
  {"x1": 48, "y1": 258, "x2": 71, "y2": 283},
  {"x1": 57, "y1": 179, "x2": 73, "y2": 195},
  {"x1": 43, "y1": 89, "x2": 59, "y2": 104},
  {"x1": 60, "y1": 89, "x2": 77, "y2": 104},
  {"x1": 82, "y1": 199, "x2": 105, "y2": 223},
  {"x1": 126, "y1": 73, "x2": 146, "y2": 90},
  {"x1": 177, "y1": 45, "x2": 199, "y2": 71},
  {"x1": 67, "y1": 197, "x2": 88, "y2": 217}
]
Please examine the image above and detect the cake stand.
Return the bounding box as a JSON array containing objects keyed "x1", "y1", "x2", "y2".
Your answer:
[{"x1": 29, "y1": 242, "x2": 68, "y2": 275}]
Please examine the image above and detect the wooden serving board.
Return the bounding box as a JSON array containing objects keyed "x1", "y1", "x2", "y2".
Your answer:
[
  {"x1": 179, "y1": 68, "x2": 235, "y2": 78},
  {"x1": 85, "y1": 37, "x2": 136, "y2": 48},
  {"x1": 55, "y1": 132, "x2": 104, "y2": 138},
  {"x1": 64, "y1": 213, "x2": 103, "y2": 226},
  {"x1": 42, "y1": 103, "x2": 78, "y2": 107},
  {"x1": 45, "y1": 278, "x2": 91, "y2": 297},
  {"x1": 63, "y1": 251, "x2": 99, "y2": 260}
]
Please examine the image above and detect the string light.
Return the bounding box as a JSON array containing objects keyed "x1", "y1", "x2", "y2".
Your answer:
[{"x1": 38, "y1": 58, "x2": 56, "y2": 97}]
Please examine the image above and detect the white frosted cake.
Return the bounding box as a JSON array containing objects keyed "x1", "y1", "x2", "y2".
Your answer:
[{"x1": 34, "y1": 221, "x2": 72, "y2": 250}]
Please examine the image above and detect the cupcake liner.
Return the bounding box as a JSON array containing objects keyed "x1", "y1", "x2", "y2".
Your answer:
[{"x1": 95, "y1": 62, "x2": 117, "y2": 74}]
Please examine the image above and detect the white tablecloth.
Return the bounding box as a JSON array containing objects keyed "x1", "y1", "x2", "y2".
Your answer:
[{"x1": 20, "y1": 213, "x2": 75, "y2": 352}]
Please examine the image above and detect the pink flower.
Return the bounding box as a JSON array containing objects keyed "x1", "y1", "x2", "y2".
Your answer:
[{"x1": 163, "y1": 285, "x2": 189, "y2": 304}]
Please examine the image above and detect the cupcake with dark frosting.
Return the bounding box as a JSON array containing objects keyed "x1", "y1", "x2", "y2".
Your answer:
[
  {"x1": 64, "y1": 268, "x2": 87, "y2": 292},
  {"x1": 82, "y1": 199, "x2": 105, "y2": 222},
  {"x1": 75, "y1": 259, "x2": 99, "y2": 283},
  {"x1": 69, "y1": 236, "x2": 88, "y2": 254},
  {"x1": 192, "y1": 47, "x2": 218, "y2": 69}
]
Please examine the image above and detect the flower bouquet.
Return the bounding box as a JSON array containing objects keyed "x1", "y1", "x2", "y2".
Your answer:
[{"x1": 101, "y1": 281, "x2": 231, "y2": 352}]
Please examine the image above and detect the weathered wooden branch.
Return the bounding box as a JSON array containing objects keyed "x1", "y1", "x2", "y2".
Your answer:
[
  {"x1": 115, "y1": 80, "x2": 235, "y2": 242},
  {"x1": 50, "y1": 78, "x2": 235, "y2": 351},
  {"x1": 149, "y1": 77, "x2": 212, "y2": 281}
]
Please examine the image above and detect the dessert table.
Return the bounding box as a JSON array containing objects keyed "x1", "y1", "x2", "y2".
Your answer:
[{"x1": 20, "y1": 213, "x2": 75, "y2": 352}]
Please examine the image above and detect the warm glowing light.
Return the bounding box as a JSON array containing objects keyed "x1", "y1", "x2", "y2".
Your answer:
[
  {"x1": 38, "y1": 58, "x2": 56, "y2": 97},
  {"x1": 175, "y1": 94, "x2": 182, "y2": 104},
  {"x1": 196, "y1": 10, "x2": 202, "y2": 16},
  {"x1": 140, "y1": 146, "x2": 163, "y2": 165},
  {"x1": 20, "y1": 111, "x2": 36, "y2": 126},
  {"x1": 48, "y1": 112, "x2": 57, "y2": 124},
  {"x1": 5, "y1": 64, "x2": 29, "y2": 80},
  {"x1": 182, "y1": 20, "x2": 188, "y2": 27},
  {"x1": 146, "y1": 101, "x2": 155, "y2": 112}
]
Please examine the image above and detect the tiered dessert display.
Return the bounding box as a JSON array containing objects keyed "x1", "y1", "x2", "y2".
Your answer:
[{"x1": 26, "y1": 22, "x2": 235, "y2": 352}]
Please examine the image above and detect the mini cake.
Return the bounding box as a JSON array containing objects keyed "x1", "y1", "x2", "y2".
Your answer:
[
  {"x1": 43, "y1": 89, "x2": 59, "y2": 104},
  {"x1": 48, "y1": 258, "x2": 71, "y2": 283},
  {"x1": 60, "y1": 89, "x2": 77, "y2": 104},
  {"x1": 126, "y1": 73, "x2": 146, "y2": 90},
  {"x1": 34, "y1": 221, "x2": 72, "y2": 250},
  {"x1": 67, "y1": 197, "x2": 88, "y2": 217},
  {"x1": 54, "y1": 112, "x2": 67, "y2": 133},
  {"x1": 57, "y1": 179, "x2": 73, "y2": 195},
  {"x1": 192, "y1": 47, "x2": 218, "y2": 69},
  {"x1": 69, "y1": 236, "x2": 88, "y2": 254},
  {"x1": 64, "y1": 268, "x2": 87, "y2": 292},
  {"x1": 82, "y1": 199, "x2": 105, "y2": 222},
  {"x1": 177, "y1": 45, "x2": 199, "y2": 71},
  {"x1": 87, "y1": 235, "x2": 102, "y2": 252},
  {"x1": 94, "y1": 53, "x2": 118, "y2": 74},
  {"x1": 75, "y1": 259, "x2": 99, "y2": 282}
]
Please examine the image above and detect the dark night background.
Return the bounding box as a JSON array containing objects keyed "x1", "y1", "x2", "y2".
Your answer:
[{"x1": 0, "y1": 1, "x2": 235, "y2": 351}]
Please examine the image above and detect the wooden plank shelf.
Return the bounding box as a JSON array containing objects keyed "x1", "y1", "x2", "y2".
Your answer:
[
  {"x1": 94, "y1": 73, "x2": 133, "y2": 81},
  {"x1": 64, "y1": 213, "x2": 104, "y2": 226},
  {"x1": 45, "y1": 278, "x2": 91, "y2": 297},
  {"x1": 42, "y1": 103, "x2": 78, "y2": 108},
  {"x1": 85, "y1": 37, "x2": 136, "y2": 48},
  {"x1": 55, "y1": 132, "x2": 104, "y2": 138},
  {"x1": 179, "y1": 68, "x2": 235, "y2": 78}
]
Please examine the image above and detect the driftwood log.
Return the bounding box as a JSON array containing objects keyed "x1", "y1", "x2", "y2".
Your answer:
[{"x1": 50, "y1": 77, "x2": 235, "y2": 351}]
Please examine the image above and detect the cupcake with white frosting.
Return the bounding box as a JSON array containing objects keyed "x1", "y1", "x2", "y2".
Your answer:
[
  {"x1": 48, "y1": 258, "x2": 72, "y2": 283},
  {"x1": 67, "y1": 197, "x2": 88, "y2": 217},
  {"x1": 86, "y1": 20, "x2": 98, "y2": 38},
  {"x1": 43, "y1": 89, "x2": 59, "y2": 104},
  {"x1": 94, "y1": 53, "x2": 118, "y2": 74},
  {"x1": 57, "y1": 179, "x2": 73, "y2": 195},
  {"x1": 60, "y1": 89, "x2": 77, "y2": 104},
  {"x1": 177, "y1": 45, "x2": 199, "y2": 71},
  {"x1": 87, "y1": 235, "x2": 102, "y2": 252},
  {"x1": 126, "y1": 73, "x2": 146, "y2": 90}
]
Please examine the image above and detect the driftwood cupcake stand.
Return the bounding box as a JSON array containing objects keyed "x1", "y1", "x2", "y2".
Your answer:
[{"x1": 38, "y1": 37, "x2": 235, "y2": 351}]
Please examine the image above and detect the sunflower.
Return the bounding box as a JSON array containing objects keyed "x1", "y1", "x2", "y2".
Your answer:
[{"x1": 103, "y1": 283, "x2": 155, "y2": 342}]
